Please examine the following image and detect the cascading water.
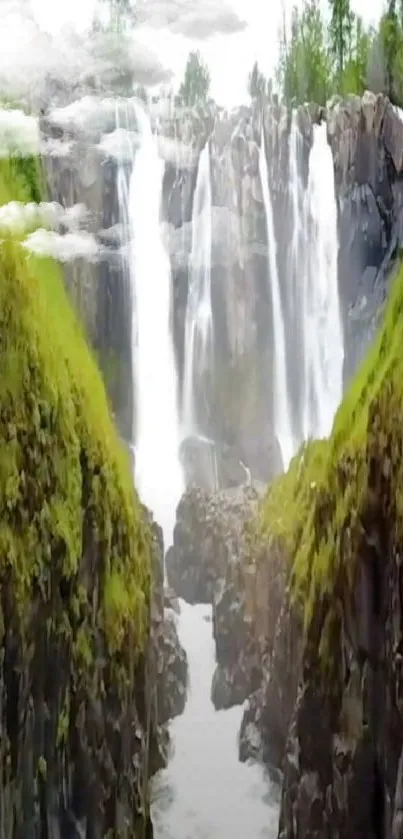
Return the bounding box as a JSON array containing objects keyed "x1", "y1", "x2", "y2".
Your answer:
[
  {"x1": 259, "y1": 125, "x2": 294, "y2": 469},
  {"x1": 116, "y1": 98, "x2": 278, "y2": 839},
  {"x1": 287, "y1": 117, "x2": 343, "y2": 445},
  {"x1": 181, "y1": 141, "x2": 213, "y2": 438},
  {"x1": 127, "y1": 101, "x2": 183, "y2": 544},
  {"x1": 301, "y1": 122, "x2": 344, "y2": 439},
  {"x1": 152, "y1": 600, "x2": 279, "y2": 839}
]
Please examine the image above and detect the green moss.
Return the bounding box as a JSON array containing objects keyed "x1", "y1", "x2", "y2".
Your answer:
[
  {"x1": 259, "y1": 259, "x2": 403, "y2": 661},
  {"x1": 0, "y1": 156, "x2": 152, "y2": 666}
]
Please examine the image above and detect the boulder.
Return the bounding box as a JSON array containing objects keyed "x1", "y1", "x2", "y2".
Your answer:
[
  {"x1": 165, "y1": 482, "x2": 265, "y2": 606},
  {"x1": 239, "y1": 591, "x2": 301, "y2": 772},
  {"x1": 145, "y1": 510, "x2": 189, "y2": 746}
]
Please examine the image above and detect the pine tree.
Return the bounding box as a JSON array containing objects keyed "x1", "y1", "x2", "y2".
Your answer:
[
  {"x1": 328, "y1": 0, "x2": 354, "y2": 82},
  {"x1": 247, "y1": 61, "x2": 267, "y2": 101},
  {"x1": 178, "y1": 52, "x2": 211, "y2": 107}
]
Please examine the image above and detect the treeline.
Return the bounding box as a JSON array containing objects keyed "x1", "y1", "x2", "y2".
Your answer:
[
  {"x1": 275, "y1": 0, "x2": 403, "y2": 106},
  {"x1": 97, "y1": 0, "x2": 403, "y2": 108}
]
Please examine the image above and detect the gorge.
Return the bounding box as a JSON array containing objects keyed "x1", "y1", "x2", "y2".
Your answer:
[{"x1": 2, "y1": 80, "x2": 403, "y2": 839}]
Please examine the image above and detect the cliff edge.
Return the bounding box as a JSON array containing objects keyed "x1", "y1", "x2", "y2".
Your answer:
[
  {"x1": 0, "y1": 156, "x2": 156, "y2": 838},
  {"x1": 259, "y1": 251, "x2": 403, "y2": 836}
]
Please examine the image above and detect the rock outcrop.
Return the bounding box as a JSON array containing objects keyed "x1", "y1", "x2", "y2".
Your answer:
[
  {"x1": 239, "y1": 590, "x2": 300, "y2": 773},
  {"x1": 166, "y1": 480, "x2": 290, "y2": 714},
  {"x1": 147, "y1": 512, "x2": 188, "y2": 733},
  {"x1": 41, "y1": 90, "x2": 403, "y2": 488},
  {"x1": 0, "y1": 157, "x2": 186, "y2": 839},
  {"x1": 165, "y1": 482, "x2": 265, "y2": 605},
  {"x1": 264, "y1": 261, "x2": 403, "y2": 837}
]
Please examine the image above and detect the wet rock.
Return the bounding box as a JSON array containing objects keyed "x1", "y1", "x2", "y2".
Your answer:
[
  {"x1": 276, "y1": 412, "x2": 403, "y2": 838},
  {"x1": 239, "y1": 596, "x2": 298, "y2": 769},
  {"x1": 179, "y1": 434, "x2": 251, "y2": 491},
  {"x1": 154, "y1": 608, "x2": 188, "y2": 725},
  {"x1": 145, "y1": 510, "x2": 189, "y2": 742},
  {"x1": 43, "y1": 92, "x2": 403, "y2": 490},
  {"x1": 165, "y1": 482, "x2": 265, "y2": 606}
]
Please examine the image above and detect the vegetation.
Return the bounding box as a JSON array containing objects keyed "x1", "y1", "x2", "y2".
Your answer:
[
  {"x1": 178, "y1": 50, "x2": 211, "y2": 107},
  {"x1": 275, "y1": 0, "x2": 403, "y2": 105},
  {"x1": 258, "y1": 257, "x2": 403, "y2": 672},
  {"x1": 0, "y1": 155, "x2": 152, "y2": 667},
  {"x1": 247, "y1": 61, "x2": 271, "y2": 102}
]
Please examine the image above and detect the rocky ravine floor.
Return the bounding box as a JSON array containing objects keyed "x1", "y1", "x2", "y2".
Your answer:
[{"x1": 164, "y1": 481, "x2": 292, "y2": 781}]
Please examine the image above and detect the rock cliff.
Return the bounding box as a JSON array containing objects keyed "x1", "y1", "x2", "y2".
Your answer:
[
  {"x1": 43, "y1": 90, "x2": 403, "y2": 488},
  {"x1": 165, "y1": 481, "x2": 290, "y2": 716},
  {"x1": 0, "y1": 157, "x2": 187, "y2": 839},
  {"x1": 253, "y1": 257, "x2": 403, "y2": 837}
]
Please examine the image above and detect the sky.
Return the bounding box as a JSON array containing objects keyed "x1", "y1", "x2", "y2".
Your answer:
[{"x1": 7, "y1": 0, "x2": 387, "y2": 108}]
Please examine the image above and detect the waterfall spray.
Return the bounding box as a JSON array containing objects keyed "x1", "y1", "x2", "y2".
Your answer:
[
  {"x1": 181, "y1": 141, "x2": 213, "y2": 438},
  {"x1": 259, "y1": 123, "x2": 294, "y2": 469}
]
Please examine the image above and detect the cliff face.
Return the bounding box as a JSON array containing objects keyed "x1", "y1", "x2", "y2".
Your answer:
[
  {"x1": 43, "y1": 91, "x2": 403, "y2": 487},
  {"x1": 42, "y1": 115, "x2": 133, "y2": 445},
  {"x1": 0, "y1": 158, "x2": 186, "y2": 839},
  {"x1": 255, "y1": 257, "x2": 403, "y2": 838}
]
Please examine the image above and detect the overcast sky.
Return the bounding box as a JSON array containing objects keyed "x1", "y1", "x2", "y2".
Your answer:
[{"x1": 10, "y1": 0, "x2": 387, "y2": 107}]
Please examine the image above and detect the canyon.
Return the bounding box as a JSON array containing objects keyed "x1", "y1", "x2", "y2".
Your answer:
[{"x1": 2, "y1": 84, "x2": 403, "y2": 838}]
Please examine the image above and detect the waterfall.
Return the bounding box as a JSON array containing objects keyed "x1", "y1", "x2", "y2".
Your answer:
[
  {"x1": 181, "y1": 141, "x2": 213, "y2": 438},
  {"x1": 301, "y1": 122, "x2": 344, "y2": 439},
  {"x1": 259, "y1": 126, "x2": 294, "y2": 470},
  {"x1": 126, "y1": 101, "x2": 183, "y2": 545},
  {"x1": 287, "y1": 118, "x2": 343, "y2": 444}
]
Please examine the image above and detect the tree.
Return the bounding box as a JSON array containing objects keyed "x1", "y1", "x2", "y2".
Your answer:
[
  {"x1": 341, "y1": 16, "x2": 372, "y2": 96},
  {"x1": 247, "y1": 61, "x2": 268, "y2": 101},
  {"x1": 377, "y1": 0, "x2": 403, "y2": 104},
  {"x1": 134, "y1": 84, "x2": 148, "y2": 103},
  {"x1": 178, "y1": 51, "x2": 211, "y2": 107},
  {"x1": 276, "y1": 0, "x2": 331, "y2": 106},
  {"x1": 328, "y1": 0, "x2": 354, "y2": 83}
]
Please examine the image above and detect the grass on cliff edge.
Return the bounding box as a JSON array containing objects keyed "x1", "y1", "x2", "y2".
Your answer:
[
  {"x1": 259, "y1": 258, "x2": 403, "y2": 657},
  {"x1": 0, "y1": 156, "x2": 151, "y2": 658}
]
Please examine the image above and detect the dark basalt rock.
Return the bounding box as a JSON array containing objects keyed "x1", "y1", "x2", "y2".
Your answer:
[{"x1": 146, "y1": 510, "x2": 189, "y2": 731}]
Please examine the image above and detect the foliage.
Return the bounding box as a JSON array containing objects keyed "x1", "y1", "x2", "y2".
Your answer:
[
  {"x1": 0, "y1": 155, "x2": 152, "y2": 666},
  {"x1": 258, "y1": 258, "x2": 403, "y2": 675},
  {"x1": 328, "y1": 0, "x2": 354, "y2": 84},
  {"x1": 178, "y1": 51, "x2": 211, "y2": 107},
  {"x1": 276, "y1": 0, "x2": 332, "y2": 105},
  {"x1": 276, "y1": 0, "x2": 403, "y2": 106},
  {"x1": 378, "y1": 2, "x2": 403, "y2": 104},
  {"x1": 247, "y1": 61, "x2": 269, "y2": 101}
]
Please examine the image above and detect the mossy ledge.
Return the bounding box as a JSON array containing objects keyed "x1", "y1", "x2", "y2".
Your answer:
[
  {"x1": 258, "y1": 255, "x2": 403, "y2": 676},
  {"x1": 0, "y1": 156, "x2": 155, "y2": 836},
  {"x1": 253, "y1": 255, "x2": 403, "y2": 834}
]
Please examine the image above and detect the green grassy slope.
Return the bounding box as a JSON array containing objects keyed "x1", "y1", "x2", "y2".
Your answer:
[
  {"x1": 0, "y1": 154, "x2": 152, "y2": 661},
  {"x1": 258, "y1": 259, "x2": 403, "y2": 664}
]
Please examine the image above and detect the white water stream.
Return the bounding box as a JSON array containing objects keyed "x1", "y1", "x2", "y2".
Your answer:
[
  {"x1": 151, "y1": 602, "x2": 280, "y2": 839},
  {"x1": 259, "y1": 117, "x2": 344, "y2": 469},
  {"x1": 259, "y1": 126, "x2": 294, "y2": 469},
  {"x1": 287, "y1": 117, "x2": 344, "y2": 446},
  {"x1": 119, "y1": 99, "x2": 344, "y2": 839},
  {"x1": 301, "y1": 122, "x2": 344, "y2": 439},
  {"x1": 120, "y1": 107, "x2": 279, "y2": 838},
  {"x1": 128, "y1": 102, "x2": 183, "y2": 544},
  {"x1": 181, "y1": 141, "x2": 213, "y2": 438}
]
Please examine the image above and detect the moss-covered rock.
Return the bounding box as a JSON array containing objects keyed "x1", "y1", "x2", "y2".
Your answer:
[
  {"x1": 257, "y1": 257, "x2": 403, "y2": 836},
  {"x1": 0, "y1": 157, "x2": 155, "y2": 837}
]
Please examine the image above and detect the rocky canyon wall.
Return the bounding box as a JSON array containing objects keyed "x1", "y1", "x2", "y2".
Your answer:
[
  {"x1": 0, "y1": 155, "x2": 188, "y2": 839},
  {"x1": 43, "y1": 90, "x2": 403, "y2": 488},
  {"x1": 38, "y1": 89, "x2": 403, "y2": 837}
]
